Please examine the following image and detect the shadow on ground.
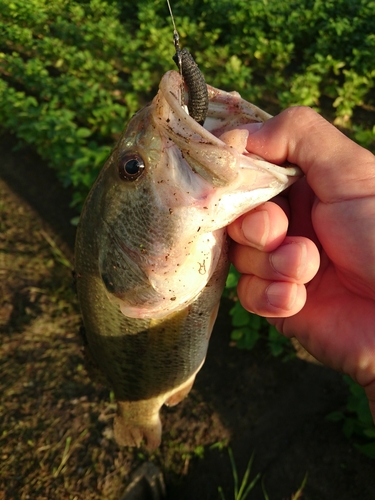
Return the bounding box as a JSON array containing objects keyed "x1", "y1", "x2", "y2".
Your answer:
[{"x1": 1, "y1": 134, "x2": 374, "y2": 499}]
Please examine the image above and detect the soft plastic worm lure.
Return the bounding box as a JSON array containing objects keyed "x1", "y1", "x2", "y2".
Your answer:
[{"x1": 166, "y1": 0, "x2": 209, "y2": 125}]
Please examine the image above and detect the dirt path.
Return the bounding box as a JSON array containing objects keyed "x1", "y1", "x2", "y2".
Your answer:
[{"x1": 1, "y1": 135, "x2": 374, "y2": 499}]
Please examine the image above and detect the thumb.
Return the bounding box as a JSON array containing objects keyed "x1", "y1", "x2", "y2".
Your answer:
[{"x1": 245, "y1": 107, "x2": 375, "y2": 203}]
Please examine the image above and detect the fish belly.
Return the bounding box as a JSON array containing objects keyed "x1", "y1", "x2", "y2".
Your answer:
[{"x1": 76, "y1": 237, "x2": 229, "y2": 449}]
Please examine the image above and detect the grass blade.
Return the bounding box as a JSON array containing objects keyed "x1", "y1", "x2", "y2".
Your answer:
[
  {"x1": 218, "y1": 486, "x2": 226, "y2": 500},
  {"x1": 241, "y1": 472, "x2": 261, "y2": 499},
  {"x1": 291, "y1": 473, "x2": 308, "y2": 500},
  {"x1": 261, "y1": 476, "x2": 270, "y2": 500},
  {"x1": 228, "y1": 448, "x2": 239, "y2": 497},
  {"x1": 237, "y1": 451, "x2": 259, "y2": 499}
]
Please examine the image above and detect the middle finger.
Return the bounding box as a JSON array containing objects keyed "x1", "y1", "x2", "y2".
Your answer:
[{"x1": 230, "y1": 236, "x2": 319, "y2": 284}]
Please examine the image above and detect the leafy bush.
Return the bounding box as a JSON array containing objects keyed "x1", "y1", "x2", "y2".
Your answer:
[
  {"x1": 327, "y1": 376, "x2": 375, "y2": 459},
  {"x1": 0, "y1": 0, "x2": 374, "y2": 207}
]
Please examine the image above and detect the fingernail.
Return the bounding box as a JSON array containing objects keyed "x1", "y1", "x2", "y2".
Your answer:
[
  {"x1": 243, "y1": 122, "x2": 263, "y2": 134},
  {"x1": 270, "y1": 242, "x2": 306, "y2": 279},
  {"x1": 266, "y1": 282, "x2": 297, "y2": 310},
  {"x1": 241, "y1": 209, "x2": 269, "y2": 249}
]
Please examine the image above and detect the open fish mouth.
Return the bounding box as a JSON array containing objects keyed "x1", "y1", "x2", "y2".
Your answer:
[{"x1": 155, "y1": 70, "x2": 301, "y2": 190}]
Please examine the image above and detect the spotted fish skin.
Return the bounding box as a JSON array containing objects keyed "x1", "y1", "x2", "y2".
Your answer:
[{"x1": 74, "y1": 70, "x2": 301, "y2": 450}]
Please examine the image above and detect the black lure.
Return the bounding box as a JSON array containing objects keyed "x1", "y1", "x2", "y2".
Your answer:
[
  {"x1": 167, "y1": 0, "x2": 209, "y2": 126},
  {"x1": 172, "y1": 48, "x2": 209, "y2": 126}
]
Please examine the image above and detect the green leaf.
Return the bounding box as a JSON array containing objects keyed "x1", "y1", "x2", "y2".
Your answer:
[
  {"x1": 363, "y1": 428, "x2": 375, "y2": 439},
  {"x1": 326, "y1": 411, "x2": 344, "y2": 422},
  {"x1": 76, "y1": 127, "x2": 92, "y2": 138},
  {"x1": 230, "y1": 301, "x2": 251, "y2": 327},
  {"x1": 225, "y1": 266, "x2": 240, "y2": 288},
  {"x1": 354, "y1": 442, "x2": 375, "y2": 459},
  {"x1": 231, "y1": 329, "x2": 244, "y2": 341},
  {"x1": 342, "y1": 418, "x2": 355, "y2": 439},
  {"x1": 231, "y1": 327, "x2": 260, "y2": 350},
  {"x1": 267, "y1": 325, "x2": 291, "y2": 357}
]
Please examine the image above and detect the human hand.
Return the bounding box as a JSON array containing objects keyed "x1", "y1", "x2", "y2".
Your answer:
[{"x1": 228, "y1": 107, "x2": 375, "y2": 421}]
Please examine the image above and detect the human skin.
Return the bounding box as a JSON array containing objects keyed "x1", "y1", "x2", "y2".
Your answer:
[{"x1": 228, "y1": 107, "x2": 375, "y2": 421}]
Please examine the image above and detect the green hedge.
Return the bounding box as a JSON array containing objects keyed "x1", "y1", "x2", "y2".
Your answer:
[{"x1": 0, "y1": 0, "x2": 374, "y2": 208}]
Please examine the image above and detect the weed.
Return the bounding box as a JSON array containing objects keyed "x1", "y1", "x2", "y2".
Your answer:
[
  {"x1": 327, "y1": 376, "x2": 375, "y2": 459},
  {"x1": 218, "y1": 448, "x2": 260, "y2": 500},
  {"x1": 219, "y1": 449, "x2": 307, "y2": 500},
  {"x1": 40, "y1": 229, "x2": 73, "y2": 270},
  {"x1": 262, "y1": 473, "x2": 308, "y2": 500}
]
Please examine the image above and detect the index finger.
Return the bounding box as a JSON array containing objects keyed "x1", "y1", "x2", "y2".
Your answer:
[{"x1": 244, "y1": 107, "x2": 375, "y2": 203}]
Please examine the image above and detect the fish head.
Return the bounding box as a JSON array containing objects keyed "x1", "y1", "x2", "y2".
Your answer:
[{"x1": 82, "y1": 70, "x2": 301, "y2": 320}]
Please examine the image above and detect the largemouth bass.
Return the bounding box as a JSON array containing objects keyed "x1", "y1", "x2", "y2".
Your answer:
[{"x1": 74, "y1": 69, "x2": 301, "y2": 450}]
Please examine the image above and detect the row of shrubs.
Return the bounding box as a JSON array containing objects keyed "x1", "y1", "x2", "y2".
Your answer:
[{"x1": 0, "y1": 0, "x2": 374, "y2": 208}]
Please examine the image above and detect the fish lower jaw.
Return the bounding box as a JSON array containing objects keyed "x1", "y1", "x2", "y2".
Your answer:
[
  {"x1": 118, "y1": 239, "x2": 222, "y2": 320},
  {"x1": 116, "y1": 279, "x2": 209, "y2": 319},
  {"x1": 116, "y1": 270, "x2": 219, "y2": 321}
]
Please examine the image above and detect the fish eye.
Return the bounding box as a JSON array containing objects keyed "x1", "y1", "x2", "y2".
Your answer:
[{"x1": 118, "y1": 154, "x2": 145, "y2": 181}]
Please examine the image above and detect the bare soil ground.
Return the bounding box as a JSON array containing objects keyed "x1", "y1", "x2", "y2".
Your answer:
[{"x1": 1, "y1": 133, "x2": 374, "y2": 500}]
